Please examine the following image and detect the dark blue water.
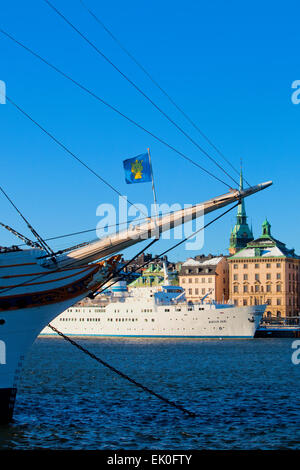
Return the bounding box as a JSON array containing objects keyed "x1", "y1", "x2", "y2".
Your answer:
[{"x1": 0, "y1": 338, "x2": 299, "y2": 449}]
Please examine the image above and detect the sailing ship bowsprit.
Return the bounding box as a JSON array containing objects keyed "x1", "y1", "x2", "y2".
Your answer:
[{"x1": 0, "y1": 181, "x2": 271, "y2": 423}]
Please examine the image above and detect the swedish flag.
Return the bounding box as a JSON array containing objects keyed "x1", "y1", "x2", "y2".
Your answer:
[{"x1": 123, "y1": 153, "x2": 152, "y2": 184}]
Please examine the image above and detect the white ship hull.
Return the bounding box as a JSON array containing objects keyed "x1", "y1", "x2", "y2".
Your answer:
[{"x1": 41, "y1": 302, "x2": 265, "y2": 339}]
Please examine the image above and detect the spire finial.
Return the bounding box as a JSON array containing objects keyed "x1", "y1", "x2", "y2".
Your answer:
[{"x1": 239, "y1": 159, "x2": 243, "y2": 191}]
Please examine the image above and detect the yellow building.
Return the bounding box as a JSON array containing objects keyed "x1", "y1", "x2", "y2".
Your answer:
[
  {"x1": 228, "y1": 219, "x2": 300, "y2": 324},
  {"x1": 178, "y1": 255, "x2": 229, "y2": 303}
]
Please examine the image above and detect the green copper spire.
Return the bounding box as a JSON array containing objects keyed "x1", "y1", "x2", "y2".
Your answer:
[
  {"x1": 261, "y1": 218, "x2": 271, "y2": 238},
  {"x1": 229, "y1": 164, "x2": 254, "y2": 254}
]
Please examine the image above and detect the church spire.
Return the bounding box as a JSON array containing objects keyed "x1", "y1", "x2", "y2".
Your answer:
[{"x1": 229, "y1": 164, "x2": 254, "y2": 255}]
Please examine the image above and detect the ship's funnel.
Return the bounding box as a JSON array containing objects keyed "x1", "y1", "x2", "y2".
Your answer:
[{"x1": 56, "y1": 181, "x2": 272, "y2": 268}]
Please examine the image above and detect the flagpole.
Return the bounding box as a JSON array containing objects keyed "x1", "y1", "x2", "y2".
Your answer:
[{"x1": 147, "y1": 147, "x2": 159, "y2": 236}]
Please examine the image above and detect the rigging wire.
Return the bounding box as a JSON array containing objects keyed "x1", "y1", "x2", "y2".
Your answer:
[
  {"x1": 15, "y1": 213, "x2": 170, "y2": 247},
  {"x1": 79, "y1": 0, "x2": 252, "y2": 187},
  {"x1": 43, "y1": 0, "x2": 240, "y2": 188},
  {"x1": 4, "y1": 95, "x2": 149, "y2": 218},
  {"x1": 93, "y1": 202, "x2": 240, "y2": 296},
  {"x1": 0, "y1": 185, "x2": 55, "y2": 257},
  {"x1": 0, "y1": 28, "x2": 232, "y2": 189},
  {"x1": 0, "y1": 221, "x2": 39, "y2": 248}
]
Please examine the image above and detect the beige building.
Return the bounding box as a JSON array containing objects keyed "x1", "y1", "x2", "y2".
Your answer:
[
  {"x1": 178, "y1": 255, "x2": 229, "y2": 303},
  {"x1": 228, "y1": 219, "x2": 300, "y2": 324}
]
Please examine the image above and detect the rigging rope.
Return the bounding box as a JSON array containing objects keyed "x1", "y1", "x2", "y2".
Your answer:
[
  {"x1": 16, "y1": 213, "x2": 168, "y2": 247},
  {"x1": 0, "y1": 221, "x2": 39, "y2": 248},
  {"x1": 0, "y1": 185, "x2": 56, "y2": 258},
  {"x1": 4, "y1": 95, "x2": 149, "y2": 218},
  {"x1": 88, "y1": 237, "x2": 159, "y2": 298},
  {"x1": 43, "y1": 0, "x2": 240, "y2": 188},
  {"x1": 79, "y1": 0, "x2": 252, "y2": 188},
  {"x1": 0, "y1": 28, "x2": 232, "y2": 188},
  {"x1": 92, "y1": 202, "x2": 240, "y2": 297}
]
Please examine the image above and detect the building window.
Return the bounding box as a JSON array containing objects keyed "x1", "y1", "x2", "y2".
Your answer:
[
  {"x1": 234, "y1": 299, "x2": 238, "y2": 306},
  {"x1": 201, "y1": 288, "x2": 205, "y2": 294},
  {"x1": 202, "y1": 278, "x2": 205, "y2": 283},
  {"x1": 276, "y1": 284, "x2": 281, "y2": 292},
  {"x1": 189, "y1": 278, "x2": 192, "y2": 283},
  {"x1": 234, "y1": 264, "x2": 238, "y2": 269},
  {"x1": 243, "y1": 264, "x2": 248, "y2": 269},
  {"x1": 255, "y1": 274, "x2": 260, "y2": 281},
  {"x1": 243, "y1": 285, "x2": 248, "y2": 293},
  {"x1": 276, "y1": 263, "x2": 281, "y2": 268},
  {"x1": 188, "y1": 289, "x2": 192, "y2": 295},
  {"x1": 276, "y1": 273, "x2": 281, "y2": 279},
  {"x1": 266, "y1": 273, "x2": 271, "y2": 280},
  {"x1": 182, "y1": 278, "x2": 185, "y2": 283},
  {"x1": 267, "y1": 299, "x2": 271, "y2": 305},
  {"x1": 243, "y1": 299, "x2": 248, "y2": 306},
  {"x1": 277, "y1": 311, "x2": 281, "y2": 318},
  {"x1": 266, "y1": 284, "x2": 271, "y2": 292},
  {"x1": 195, "y1": 288, "x2": 199, "y2": 295},
  {"x1": 195, "y1": 278, "x2": 198, "y2": 283},
  {"x1": 266, "y1": 263, "x2": 271, "y2": 268},
  {"x1": 243, "y1": 274, "x2": 248, "y2": 280},
  {"x1": 233, "y1": 285, "x2": 239, "y2": 293},
  {"x1": 234, "y1": 274, "x2": 238, "y2": 280},
  {"x1": 255, "y1": 285, "x2": 260, "y2": 292},
  {"x1": 208, "y1": 278, "x2": 212, "y2": 283},
  {"x1": 277, "y1": 298, "x2": 281, "y2": 305},
  {"x1": 255, "y1": 263, "x2": 259, "y2": 268}
]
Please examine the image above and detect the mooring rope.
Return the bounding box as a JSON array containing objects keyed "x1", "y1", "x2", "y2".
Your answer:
[{"x1": 47, "y1": 323, "x2": 196, "y2": 418}]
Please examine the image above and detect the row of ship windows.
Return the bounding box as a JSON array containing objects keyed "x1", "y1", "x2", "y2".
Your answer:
[
  {"x1": 60, "y1": 318, "x2": 145, "y2": 322},
  {"x1": 68, "y1": 309, "x2": 106, "y2": 313},
  {"x1": 57, "y1": 320, "x2": 227, "y2": 331}
]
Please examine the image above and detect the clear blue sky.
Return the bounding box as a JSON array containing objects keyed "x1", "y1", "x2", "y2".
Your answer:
[{"x1": 0, "y1": 0, "x2": 299, "y2": 261}]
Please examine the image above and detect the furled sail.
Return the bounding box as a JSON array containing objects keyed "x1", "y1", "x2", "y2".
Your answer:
[{"x1": 56, "y1": 181, "x2": 272, "y2": 268}]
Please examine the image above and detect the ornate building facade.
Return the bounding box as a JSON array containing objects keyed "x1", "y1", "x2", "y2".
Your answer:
[{"x1": 228, "y1": 219, "x2": 300, "y2": 324}]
